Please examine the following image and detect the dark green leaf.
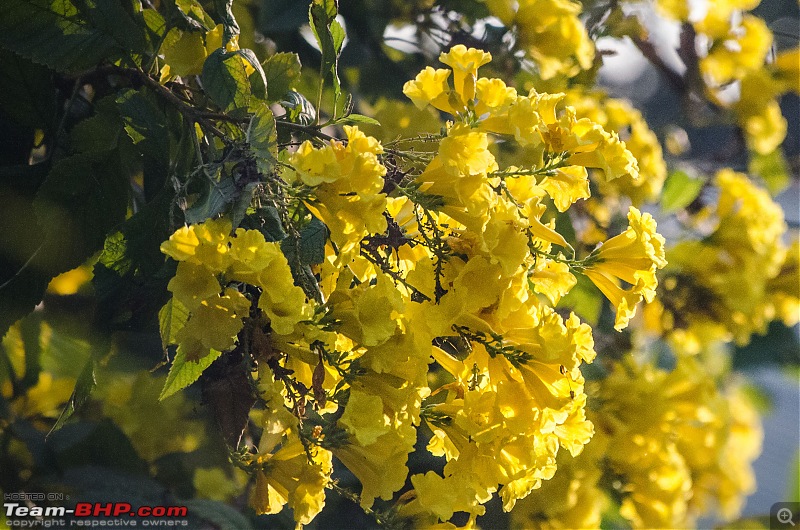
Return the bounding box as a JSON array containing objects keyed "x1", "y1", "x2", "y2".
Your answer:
[
  {"x1": 35, "y1": 150, "x2": 130, "y2": 263},
  {"x1": 299, "y1": 217, "x2": 327, "y2": 265},
  {"x1": 660, "y1": 170, "x2": 704, "y2": 214},
  {"x1": 201, "y1": 48, "x2": 252, "y2": 112},
  {"x1": 169, "y1": 0, "x2": 215, "y2": 31},
  {"x1": 0, "y1": 148, "x2": 129, "y2": 338},
  {"x1": 48, "y1": 357, "x2": 97, "y2": 436},
  {"x1": 0, "y1": 50, "x2": 56, "y2": 130},
  {"x1": 0, "y1": 0, "x2": 148, "y2": 73},
  {"x1": 238, "y1": 48, "x2": 268, "y2": 101},
  {"x1": 262, "y1": 52, "x2": 302, "y2": 102},
  {"x1": 160, "y1": 348, "x2": 222, "y2": 400},
  {"x1": 184, "y1": 168, "x2": 237, "y2": 224}
]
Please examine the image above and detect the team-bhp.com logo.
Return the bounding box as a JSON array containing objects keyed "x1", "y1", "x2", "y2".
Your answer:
[{"x1": 4, "y1": 501, "x2": 189, "y2": 527}]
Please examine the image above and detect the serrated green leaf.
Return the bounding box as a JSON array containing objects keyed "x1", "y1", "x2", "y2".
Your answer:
[
  {"x1": 48, "y1": 356, "x2": 97, "y2": 436},
  {"x1": 159, "y1": 297, "x2": 190, "y2": 348},
  {"x1": 201, "y1": 48, "x2": 251, "y2": 112},
  {"x1": 660, "y1": 170, "x2": 704, "y2": 213},
  {"x1": 337, "y1": 113, "x2": 380, "y2": 126},
  {"x1": 160, "y1": 347, "x2": 222, "y2": 400},
  {"x1": 247, "y1": 105, "x2": 277, "y2": 174},
  {"x1": 262, "y1": 52, "x2": 302, "y2": 102},
  {"x1": 749, "y1": 149, "x2": 790, "y2": 195},
  {"x1": 0, "y1": 0, "x2": 148, "y2": 73}
]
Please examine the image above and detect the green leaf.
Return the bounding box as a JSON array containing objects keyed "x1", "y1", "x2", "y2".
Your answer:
[
  {"x1": 336, "y1": 113, "x2": 380, "y2": 126},
  {"x1": 160, "y1": 348, "x2": 222, "y2": 400},
  {"x1": 48, "y1": 357, "x2": 97, "y2": 436},
  {"x1": 749, "y1": 149, "x2": 790, "y2": 195},
  {"x1": 238, "y1": 48, "x2": 268, "y2": 101},
  {"x1": 309, "y1": 0, "x2": 342, "y2": 103},
  {"x1": 0, "y1": 50, "x2": 56, "y2": 130},
  {"x1": 201, "y1": 48, "x2": 252, "y2": 112},
  {"x1": 247, "y1": 105, "x2": 277, "y2": 174},
  {"x1": 184, "y1": 167, "x2": 237, "y2": 224},
  {"x1": 0, "y1": 147, "x2": 130, "y2": 338},
  {"x1": 262, "y1": 52, "x2": 302, "y2": 102},
  {"x1": 0, "y1": 0, "x2": 149, "y2": 73},
  {"x1": 159, "y1": 298, "x2": 190, "y2": 348},
  {"x1": 660, "y1": 170, "x2": 704, "y2": 214},
  {"x1": 299, "y1": 217, "x2": 328, "y2": 265},
  {"x1": 171, "y1": 0, "x2": 215, "y2": 31}
]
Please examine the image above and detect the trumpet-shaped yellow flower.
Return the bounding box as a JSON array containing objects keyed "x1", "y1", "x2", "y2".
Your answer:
[
  {"x1": 250, "y1": 436, "x2": 332, "y2": 526},
  {"x1": 439, "y1": 45, "x2": 492, "y2": 104},
  {"x1": 584, "y1": 207, "x2": 667, "y2": 330}
]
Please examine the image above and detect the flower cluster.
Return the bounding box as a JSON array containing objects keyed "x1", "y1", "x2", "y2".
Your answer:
[
  {"x1": 160, "y1": 217, "x2": 312, "y2": 361},
  {"x1": 647, "y1": 169, "x2": 798, "y2": 350},
  {"x1": 656, "y1": 0, "x2": 800, "y2": 155},
  {"x1": 483, "y1": 0, "x2": 595, "y2": 79}
]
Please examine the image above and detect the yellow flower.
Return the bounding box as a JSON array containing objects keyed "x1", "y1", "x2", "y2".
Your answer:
[
  {"x1": 286, "y1": 126, "x2": 388, "y2": 253},
  {"x1": 332, "y1": 426, "x2": 416, "y2": 508},
  {"x1": 539, "y1": 165, "x2": 590, "y2": 212},
  {"x1": 439, "y1": 45, "x2": 492, "y2": 104},
  {"x1": 402, "y1": 66, "x2": 456, "y2": 113},
  {"x1": 176, "y1": 288, "x2": 250, "y2": 360},
  {"x1": 584, "y1": 207, "x2": 667, "y2": 331},
  {"x1": 167, "y1": 261, "x2": 221, "y2": 311},
  {"x1": 700, "y1": 15, "x2": 772, "y2": 86},
  {"x1": 529, "y1": 254, "x2": 578, "y2": 305},
  {"x1": 250, "y1": 436, "x2": 332, "y2": 526},
  {"x1": 160, "y1": 217, "x2": 232, "y2": 272},
  {"x1": 509, "y1": 0, "x2": 595, "y2": 79},
  {"x1": 338, "y1": 389, "x2": 391, "y2": 446}
]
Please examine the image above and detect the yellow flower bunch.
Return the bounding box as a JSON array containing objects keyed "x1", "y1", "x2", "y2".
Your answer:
[
  {"x1": 564, "y1": 90, "x2": 668, "y2": 205},
  {"x1": 160, "y1": 217, "x2": 312, "y2": 362},
  {"x1": 284, "y1": 126, "x2": 389, "y2": 254},
  {"x1": 156, "y1": 47, "x2": 671, "y2": 526},
  {"x1": 483, "y1": 0, "x2": 595, "y2": 79},
  {"x1": 650, "y1": 169, "x2": 794, "y2": 349},
  {"x1": 591, "y1": 354, "x2": 762, "y2": 528}
]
